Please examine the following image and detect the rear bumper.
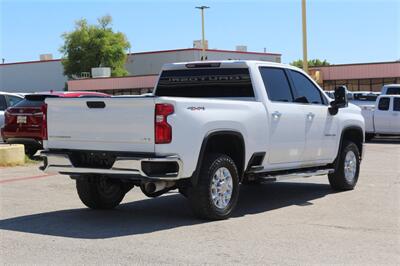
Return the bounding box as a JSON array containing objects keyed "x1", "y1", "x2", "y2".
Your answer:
[
  {"x1": 3, "y1": 137, "x2": 42, "y2": 147},
  {"x1": 41, "y1": 151, "x2": 184, "y2": 180}
]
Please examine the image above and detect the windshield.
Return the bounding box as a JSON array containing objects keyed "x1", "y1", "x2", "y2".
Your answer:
[
  {"x1": 352, "y1": 93, "x2": 378, "y2": 101},
  {"x1": 386, "y1": 87, "x2": 400, "y2": 95}
]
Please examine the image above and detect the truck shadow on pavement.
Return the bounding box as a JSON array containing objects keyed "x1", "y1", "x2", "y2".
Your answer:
[{"x1": 0, "y1": 182, "x2": 337, "y2": 239}]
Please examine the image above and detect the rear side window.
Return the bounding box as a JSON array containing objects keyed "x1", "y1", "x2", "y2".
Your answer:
[
  {"x1": 260, "y1": 67, "x2": 293, "y2": 102},
  {"x1": 378, "y1": 97, "x2": 390, "y2": 111},
  {"x1": 386, "y1": 87, "x2": 400, "y2": 95},
  {"x1": 0, "y1": 95, "x2": 7, "y2": 111},
  {"x1": 289, "y1": 70, "x2": 324, "y2": 104},
  {"x1": 7, "y1": 95, "x2": 23, "y2": 106},
  {"x1": 155, "y1": 68, "x2": 254, "y2": 98},
  {"x1": 393, "y1": 98, "x2": 400, "y2": 111}
]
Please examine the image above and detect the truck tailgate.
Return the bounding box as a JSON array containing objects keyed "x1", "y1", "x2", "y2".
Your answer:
[{"x1": 45, "y1": 97, "x2": 155, "y2": 152}]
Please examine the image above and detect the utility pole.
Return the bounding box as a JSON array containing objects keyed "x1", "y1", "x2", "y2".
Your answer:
[
  {"x1": 195, "y1": 6, "x2": 210, "y2": 60},
  {"x1": 301, "y1": 0, "x2": 308, "y2": 73}
]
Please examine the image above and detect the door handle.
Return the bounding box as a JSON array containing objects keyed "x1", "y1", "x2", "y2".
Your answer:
[
  {"x1": 86, "y1": 101, "x2": 106, "y2": 109},
  {"x1": 272, "y1": 111, "x2": 282, "y2": 119},
  {"x1": 306, "y1": 112, "x2": 315, "y2": 120}
]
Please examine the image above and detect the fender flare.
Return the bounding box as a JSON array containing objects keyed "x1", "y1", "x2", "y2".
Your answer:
[
  {"x1": 333, "y1": 126, "x2": 364, "y2": 169},
  {"x1": 190, "y1": 130, "x2": 245, "y2": 186}
]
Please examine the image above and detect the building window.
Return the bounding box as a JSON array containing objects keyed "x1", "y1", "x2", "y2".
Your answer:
[
  {"x1": 359, "y1": 79, "x2": 371, "y2": 91},
  {"x1": 371, "y1": 78, "x2": 383, "y2": 92},
  {"x1": 323, "y1": 80, "x2": 335, "y2": 91},
  {"x1": 384, "y1": 78, "x2": 396, "y2": 84},
  {"x1": 346, "y1": 80, "x2": 359, "y2": 91}
]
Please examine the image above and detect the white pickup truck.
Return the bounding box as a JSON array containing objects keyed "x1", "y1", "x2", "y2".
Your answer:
[
  {"x1": 363, "y1": 95, "x2": 400, "y2": 140},
  {"x1": 41, "y1": 61, "x2": 365, "y2": 220},
  {"x1": 381, "y1": 84, "x2": 400, "y2": 95}
]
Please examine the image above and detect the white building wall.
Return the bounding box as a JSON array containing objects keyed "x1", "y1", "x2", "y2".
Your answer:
[
  {"x1": 0, "y1": 49, "x2": 281, "y2": 93},
  {"x1": 125, "y1": 49, "x2": 280, "y2": 76},
  {"x1": 200, "y1": 50, "x2": 280, "y2": 62},
  {"x1": 0, "y1": 60, "x2": 67, "y2": 93},
  {"x1": 125, "y1": 50, "x2": 197, "y2": 75}
]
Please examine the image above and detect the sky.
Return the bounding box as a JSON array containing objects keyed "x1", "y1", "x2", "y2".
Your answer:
[{"x1": 0, "y1": 0, "x2": 399, "y2": 64}]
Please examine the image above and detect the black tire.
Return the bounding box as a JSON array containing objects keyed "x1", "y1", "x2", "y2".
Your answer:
[
  {"x1": 76, "y1": 175, "x2": 126, "y2": 209},
  {"x1": 25, "y1": 146, "x2": 38, "y2": 158},
  {"x1": 365, "y1": 133, "x2": 375, "y2": 142},
  {"x1": 241, "y1": 177, "x2": 261, "y2": 186},
  {"x1": 188, "y1": 153, "x2": 239, "y2": 220},
  {"x1": 328, "y1": 141, "x2": 360, "y2": 191}
]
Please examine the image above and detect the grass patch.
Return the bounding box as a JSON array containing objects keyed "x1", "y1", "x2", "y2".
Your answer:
[
  {"x1": 0, "y1": 155, "x2": 41, "y2": 167},
  {"x1": 25, "y1": 155, "x2": 41, "y2": 165}
]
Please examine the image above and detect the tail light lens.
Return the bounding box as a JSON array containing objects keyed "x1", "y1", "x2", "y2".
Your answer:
[
  {"x1": 155, "y1": 103, "x2": 174, "y2": 144},
  {"x1": 4, "y1": 108, "x2": 11, "y2": 124},
  {"x1": 41, "y1": 103, "x2": 48, "y2": 140}
]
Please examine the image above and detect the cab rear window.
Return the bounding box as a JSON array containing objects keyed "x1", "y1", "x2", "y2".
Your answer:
[{"x1": 155, "y1": 68, "x2": 254, "y2": 98}]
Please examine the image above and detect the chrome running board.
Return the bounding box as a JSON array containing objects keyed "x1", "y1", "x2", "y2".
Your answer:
[{"x1": 259, "y1": 169, "x2": 334, "y2": 182}]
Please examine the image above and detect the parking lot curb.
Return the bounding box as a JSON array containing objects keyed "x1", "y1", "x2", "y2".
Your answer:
[{"x1": 0, "y1": 144, "x2": 25, "y2": 166}]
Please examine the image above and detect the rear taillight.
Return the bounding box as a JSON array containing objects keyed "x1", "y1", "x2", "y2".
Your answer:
[
  {"x1": 41, "y1": 104, "x2": 48, "y2": 140},
  {"x1": 4, "y1": 108, "x2": 11, "y2": 124},
  {"x1": 155, "y1": 103, "x2": 174, "y2": 144}
]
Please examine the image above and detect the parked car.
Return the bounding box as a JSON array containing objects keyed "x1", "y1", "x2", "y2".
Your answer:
[
  {"x1": 1, "y1": 91, "x2": 110, "y2": 156},
  {"x1": 0, "y1": 92, "x2": 24, "y2": 131},
  {"x1": 363, "y1": 95, "x2": 400, "y2": 140},
  {"x1": 381, "y1": 84, "x2": 400, "y2": 95},
  {"x1": 40, "y1": 61, "x2": 365, "y2": 220}
]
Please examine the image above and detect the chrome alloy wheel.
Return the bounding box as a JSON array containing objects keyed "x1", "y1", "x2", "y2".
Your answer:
[
  {"x1": 344, "y1": 150, "x2": 357, "y2": 182},
  {"x1": 210, "y1": 167, "x2": 233, "y2": 209}
]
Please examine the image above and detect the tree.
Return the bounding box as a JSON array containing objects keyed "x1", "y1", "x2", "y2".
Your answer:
[
  {"x1": 60, "y1": 15, "x2": 131, "y2": 78},
  {"x1": 290, "y1": 59, "x2": 330, "y2": 69}
]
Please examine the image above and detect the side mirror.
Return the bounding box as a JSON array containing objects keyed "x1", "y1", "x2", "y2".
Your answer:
[{"x1": 329, "y1": 86, "x2": 348, "y2": 115}]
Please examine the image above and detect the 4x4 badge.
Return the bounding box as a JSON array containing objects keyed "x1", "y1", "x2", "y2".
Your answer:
[{"x1": 187, "y1": 107, "x2": 205, "y2": 111}]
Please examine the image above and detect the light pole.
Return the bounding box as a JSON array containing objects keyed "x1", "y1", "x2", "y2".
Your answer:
[
  {"x1": 301, "y1": 0, "x2": 308, "y2": 73},
  {"x1": 195, "y1": 6, "x2": 210, "y2": 60}
]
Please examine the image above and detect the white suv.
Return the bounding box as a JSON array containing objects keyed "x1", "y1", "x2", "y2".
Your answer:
[{"x1": 0, "y1": 92, "x2": 24, "y2": 130}]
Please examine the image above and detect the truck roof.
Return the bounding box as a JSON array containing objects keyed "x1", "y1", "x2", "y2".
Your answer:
[
  {"x1": 382, "y1": 84, "x2": 400, "y2": 88},
  {"x1": 25, "y1": 91, "x2": 110, "y2": 97}
]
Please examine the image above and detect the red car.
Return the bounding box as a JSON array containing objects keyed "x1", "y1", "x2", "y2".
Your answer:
[{"x1": 1, "y1": 91, "x2": 110, "y2": 156}]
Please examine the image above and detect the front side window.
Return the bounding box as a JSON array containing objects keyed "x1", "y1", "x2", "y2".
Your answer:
[
  {"x1": 0, "y1": 95, "x2": 7, "y2": 111},
  {"x1": 393, "y1": 98, "x2": 400, "y2": 111},
  {"x1": 289, "y1": 70, "x2": 324, "y2": 104},
  {"x1": 378, "y1": 97, "x2": 390, "y2": 111},
  {"x1": 259, "y1": 67, "x2": 293, "y2": 102}
]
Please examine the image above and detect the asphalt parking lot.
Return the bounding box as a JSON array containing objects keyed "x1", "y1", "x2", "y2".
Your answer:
[{"x1": 0, "y1": 140, "x2": 399, "y2": 265}]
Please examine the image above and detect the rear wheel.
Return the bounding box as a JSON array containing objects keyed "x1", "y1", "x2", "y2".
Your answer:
[
  {"x1": 188, "y1": 153, "x2": 239, "y2": 220},
  {"x1": 328, "y1": 141, "x2": 360, "y2": 190},
  {"x1": 76, "y1": 175, "x2": 126, "y2": 209}
]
